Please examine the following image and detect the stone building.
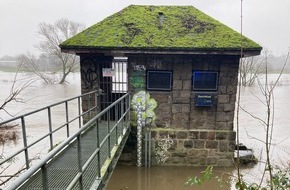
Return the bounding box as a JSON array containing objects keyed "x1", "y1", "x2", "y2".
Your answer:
[{"x1": 60, "y1": 5, "x2": 262, "y2": 166}]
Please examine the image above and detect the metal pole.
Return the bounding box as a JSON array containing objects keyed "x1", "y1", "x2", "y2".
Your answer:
[
  {"x1": 47, "y1": 107, "x2": 53, "y2": 150},
  {"x1": 77, "y1": 135, "x2": 83, "y2": 190},
  {"x1": 78, "y1": 97, "x2": 82, "y2": 128},
  {"x1": 41, "y1": 165, "x2": 49, "y2": 190},
  {"x1": 88, "y1": 94, "x2": 91, "y2": 118},
  {"x1": 148, "y1": 129, "x2": 151, "y2": 167},
  {"x1": 65, "y1": 101, "x2": 70, "y2": 137},
  {"x1": 115, "y1": 103, "x2": 118, "y2": 145},
  {"x1": 121, "y1": 98, "x2": 124, "y2": 132},
  {"x1": 21, "y1": 116, "x2": 30, "y2": 169},
  {"x1": 96, "y1": 119, "x2": 101, "y2": 178},
  {"x1": 95, "y1": 90, "x2": 98, "y2": 114},
  {"x1": 145, "y1": 129, "x2": 147, "y2": 167},
  {"x1": 107, "y1": 111, "x2": 111, "y2": 158}
]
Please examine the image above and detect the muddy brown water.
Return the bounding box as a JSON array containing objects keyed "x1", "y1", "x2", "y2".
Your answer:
[
  {"x1": 0, "y1": 71, "x2": 289, "y2": 189},
  {"x1": 106, "y1": 166, "x2": 233, "y2": 190}
]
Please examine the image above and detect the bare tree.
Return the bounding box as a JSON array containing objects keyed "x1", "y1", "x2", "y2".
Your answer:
[
  {"x1": 0, "y1": 67, "x2": 35, "y2": 119},
  {"x1": 36, "y1": 18, "x2": 85, "y2": 84},
  {"x1": 236, "y1": 52, "x2": 289, "y2": 190},
  {"x1": 240, "y1": 54, "x2": 265, "y2": 86},
  {"x1": 17, "y1": 53, "x2": 55, "y2": 84}
]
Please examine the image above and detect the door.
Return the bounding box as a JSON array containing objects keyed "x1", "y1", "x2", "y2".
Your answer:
[{"x1": 99, "y1": 57, "x2": 128, "y2": 120}]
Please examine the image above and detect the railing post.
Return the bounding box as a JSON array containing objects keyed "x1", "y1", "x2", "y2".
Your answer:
[
  {"x1": 128, "y1": 94, "x2": 131, "y2": 127},
  {"x1": 88, "y1": 94, "x2": 91, "y2": 119},
  {"x1": 95, "y1": 91, "x2": 98, "y2": 115},
  {"x1": 78, "y1": 97, "x2": 82, "y2": 128},
  {"x1": 121, "y1": 98, "x2": 124, "y2": 132},
  {"x1": 96, "y1": 119, "x2": 101, "y2": 178},
  {"x1": 115, "y1": 103, "x2": 118, "y2": 145},
  {"x1": 65, "y1": 101, "x2": 70, "y2": 137},
  {"x1": 107, "y1": 111, "x2": 111, "y2": 158},
  {"x1": 47, "y1": 107, "x2": 53, "y2": 150},
  {"x1": 41, "y1": 165, "x2": 49, "y2": 190},
  {"x1": 21, "y1": 116, "x2": 30, "y2": 169},
  {"x1": 77, "y1": 135, "x2": 83, "y2": 190}
]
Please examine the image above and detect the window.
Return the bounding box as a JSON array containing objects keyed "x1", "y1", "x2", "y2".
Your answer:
[
  {"x1": 192, "y1": 71, "x2": 218, "y2": 91},
  {"x1": 112, "y1": 60, "x2": 128, "y2": 93},
  {"x1": 147, "y1": 70, "x2": 172, "y2": 91}
]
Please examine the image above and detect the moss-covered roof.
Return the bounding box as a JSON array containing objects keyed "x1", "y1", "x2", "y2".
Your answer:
[{"x1": 60, "y1": 5, "x2": 262, "y2": 52}]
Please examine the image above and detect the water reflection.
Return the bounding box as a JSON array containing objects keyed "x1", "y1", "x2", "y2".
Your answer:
[{"x1": 106, "y1": 166, "x2": 233, "y2": 190}]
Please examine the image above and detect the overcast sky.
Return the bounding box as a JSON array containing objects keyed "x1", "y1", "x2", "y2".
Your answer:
[{"x1": 1, "y1": 0, "x2": 290, "y2": 57}]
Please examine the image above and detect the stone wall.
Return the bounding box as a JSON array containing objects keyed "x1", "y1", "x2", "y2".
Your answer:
[
  {"x1": 128, "y1": 54, "x2": 239, "y2": 166},
  {"x1": 151, "y1": 129, "x2": 235, "y2": 166}
]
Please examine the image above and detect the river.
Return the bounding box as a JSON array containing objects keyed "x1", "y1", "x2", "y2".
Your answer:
[{"x1": 0, "y1": 71, "x2": 289, "y2": 189}]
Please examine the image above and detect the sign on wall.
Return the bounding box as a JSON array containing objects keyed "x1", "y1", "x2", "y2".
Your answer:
[
  {"x1": 102, "y1": 68, "x2": 116, "y2": 77},
  {"x1": 195, "y1": 94, "x2": 213, "y2": 107}
]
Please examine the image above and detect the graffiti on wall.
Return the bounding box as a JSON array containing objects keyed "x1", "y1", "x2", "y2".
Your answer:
[
  {"x1": 129, "y1": 65, "x2": 146, "y2": 90},
  {"x1": 155, "y1": 134, "x2": 174, "y2": 164},
  {"x1": 131, "y1": 91, "x2": 157, "y2": 127},
  {"x1": 81, "y1": 66, "x2": 99, "y2": 90}
]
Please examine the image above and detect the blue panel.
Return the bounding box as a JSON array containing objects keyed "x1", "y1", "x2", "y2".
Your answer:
[
  {"x1": 195, "y1": 94, "x2": 213, "y2": 107},
  {"x1": 192, "y1": 71, "x2": 218, "y2": 91}
]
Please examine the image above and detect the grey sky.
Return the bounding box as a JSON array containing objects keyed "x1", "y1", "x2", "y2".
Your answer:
[{"x1": 1, "y1": 0, "x2": 290, "y2": 57}]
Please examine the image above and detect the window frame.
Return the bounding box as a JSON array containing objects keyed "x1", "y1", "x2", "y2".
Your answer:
[
  {"x1": 192, "y1": 71, "x2": 219, "y2": 91},
  {"x1": 146, "y1": 70, "x2": 173, "y2": 91}
]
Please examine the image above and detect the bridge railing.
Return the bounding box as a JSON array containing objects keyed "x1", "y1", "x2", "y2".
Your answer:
[
  {"x1": 0, "y1": 90, "x2": 99, "y2": 187},
  {"x1": 5, "y1": 92, "x2": 131, "y2": 190}
]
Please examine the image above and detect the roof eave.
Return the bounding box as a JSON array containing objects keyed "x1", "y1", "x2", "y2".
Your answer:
[{"x1": 60, "y1": 46, "x2": 262, "y2": 57}]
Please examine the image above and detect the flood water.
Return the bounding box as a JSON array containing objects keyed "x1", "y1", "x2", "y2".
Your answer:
[
  {"x1": 106, "y1": 166, "x2": 233, "y2": 190},
  {"x1": 0, "y1": 71, "x2": 290, "y2": 189}
]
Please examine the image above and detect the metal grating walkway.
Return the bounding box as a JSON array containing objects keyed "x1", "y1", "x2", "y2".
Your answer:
[
  {"x1": 5, "y1": 93, "x2": 131, "y2": 190},
  {"x1": 19, "y1": 121, "x2": 129, "y2": 190}
]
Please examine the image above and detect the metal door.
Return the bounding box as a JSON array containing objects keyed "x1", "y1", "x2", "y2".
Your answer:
[{"x1": 99, "y1": 57, "x2": 128, "y2": 120}]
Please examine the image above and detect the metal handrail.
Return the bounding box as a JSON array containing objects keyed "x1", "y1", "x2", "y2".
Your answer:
[
  {"x1": 0, "y1": 90, "x2": 98, "y2": 125},
  {"x1": 6, "y1": 92, "x2": 130, "y2": 190},
  {"x1": 0, "y1": 90, "x2": 99, "y2": 179}
]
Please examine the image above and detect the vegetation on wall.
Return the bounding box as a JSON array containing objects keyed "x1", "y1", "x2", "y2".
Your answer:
[{"x1": 60, "y1": 5, "x2": 261, "y2": 50}]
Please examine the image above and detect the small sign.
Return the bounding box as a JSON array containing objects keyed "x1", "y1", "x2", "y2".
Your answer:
[
  {"x1": 102, "y1": 68, "x2": 115, "y2": 77},
  {"x1": 195, "y1": 94, "x2": 213, "y2": 107}
]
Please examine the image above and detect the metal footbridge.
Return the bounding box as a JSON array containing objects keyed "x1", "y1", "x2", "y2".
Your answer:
[{"x1": 0, "y1": 91, "x2": 131, "y2": 190}]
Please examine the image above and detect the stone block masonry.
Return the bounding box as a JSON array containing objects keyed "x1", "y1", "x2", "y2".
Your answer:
[
  {"x1": 128, "y1": 54, "x2": 240, "y2": 166},
  {"x1": 151, "y1": 129, "x2": 236, "y2": 166}
]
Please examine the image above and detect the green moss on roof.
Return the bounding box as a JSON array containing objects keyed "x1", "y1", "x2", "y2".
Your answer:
[{"x1": 60, "y1": 5, "x2": 261, "y2": 50}]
